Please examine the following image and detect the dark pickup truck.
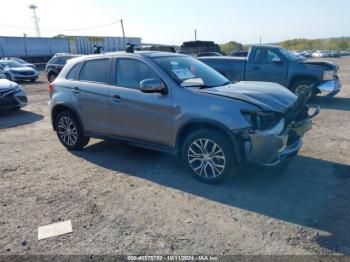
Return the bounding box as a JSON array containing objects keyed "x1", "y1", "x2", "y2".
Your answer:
[{"x1": 199, "y1": 45, "x2": 341, "y2": 98}]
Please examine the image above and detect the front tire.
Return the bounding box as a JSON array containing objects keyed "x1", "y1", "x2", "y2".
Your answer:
[
  {"x1": 54, "y1": 111, "x2": 90, "y2": 150},
  {"x1": 291, "y1": 80, "x2": 316, "y2": 100},
  {"x1": 181, "y1": 129, "x2": 236, "y2": 184}
]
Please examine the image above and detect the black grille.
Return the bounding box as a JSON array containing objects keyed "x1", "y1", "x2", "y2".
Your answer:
[
  {"x1": 0, "y1": 97, "x2": 16, "y2": 107},
  {"x1": 17, "y1": 96, "x2": 28, "y2": 103},
  {"x1": 19, "y1": 71, "x2": 34, "y2": 76}
]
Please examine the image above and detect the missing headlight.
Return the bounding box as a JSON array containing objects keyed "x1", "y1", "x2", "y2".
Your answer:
[{"x1": 241, "y1": 110, "x2": 282, "y2": 131}]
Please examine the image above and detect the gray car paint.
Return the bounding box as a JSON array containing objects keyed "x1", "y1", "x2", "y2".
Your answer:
[{"x1": 50, "y1": 51, "x2": 312, "y2": 165}]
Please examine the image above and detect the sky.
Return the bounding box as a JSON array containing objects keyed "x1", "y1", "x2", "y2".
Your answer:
[{"x1": 0, "y1": 0, "x2": 349, "y2": 45}]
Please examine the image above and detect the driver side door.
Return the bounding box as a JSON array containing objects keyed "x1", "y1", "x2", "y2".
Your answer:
[
  {"x1": 109, "y1": 57, "x2": 172, "y2": 146},
  {"x1": 246, "y1": 48, "x2": 288, "y2": 86}
]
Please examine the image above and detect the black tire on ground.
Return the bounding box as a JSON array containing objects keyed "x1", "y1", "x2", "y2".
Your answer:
[
  {"x1": 290, "y1": 80, "x2": 316, "y2": 99},
  {"x1": 48, "y1": 73, "x2": 57, "y2": 83},
  {"x1": 54, "y1": 111, "x2": 90, "y2": 150},
  {"x1": 181, "y1": 129, "x2": 236, "y2": 184}
]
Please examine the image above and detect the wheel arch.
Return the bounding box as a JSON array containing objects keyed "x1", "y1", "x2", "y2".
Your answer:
[
  {"x1": 289, "y1": 75, "x2": 320, "y2": 89},
  {"x1": 175, "y1": 120, "x2": 243, "y2": 162},
  {"x1": 51, "y1": 103, "x2": 85, "y2": 132}
]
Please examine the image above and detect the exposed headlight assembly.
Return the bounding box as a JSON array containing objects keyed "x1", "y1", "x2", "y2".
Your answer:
[
  {"x1": 241, "y1": 110, "x2": 282, "y2": 131},
  {"x1": 323, "y1": 70, "x2": 335, "y2": 81},
  {"x1": 14, "y1": 85, "x2": 24, "y2": 93}
]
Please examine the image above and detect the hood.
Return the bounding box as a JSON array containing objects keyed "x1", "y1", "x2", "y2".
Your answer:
[
  {"x1": 198, "y1": 81, "x2": 297, "y2": 113},
  {"x1": 10, "y1": 67, "x2": 36, "y2": 73},
  {"x1": 0, "y1": 79, "x2": 18, "y2": 91},
  {"x1": 302, "y1": 60, "x2": 338, "y2": 71}
]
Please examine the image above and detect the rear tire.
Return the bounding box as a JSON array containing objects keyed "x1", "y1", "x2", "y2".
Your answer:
[
  {"x1": 54, "y1": 111, "x2": 90, "y2": 150},
  {"x1": 181, "y1": 129, "x2": 236, "y2": 184}
]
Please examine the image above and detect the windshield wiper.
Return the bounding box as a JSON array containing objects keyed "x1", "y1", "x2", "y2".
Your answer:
[{"x1": 199, "y1": 81, "x2": 231, "y2": 89}]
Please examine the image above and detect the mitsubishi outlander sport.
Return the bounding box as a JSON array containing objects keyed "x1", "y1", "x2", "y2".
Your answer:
[{"x1": 49, "y1": 51, "x2": 319, "y2": 183}]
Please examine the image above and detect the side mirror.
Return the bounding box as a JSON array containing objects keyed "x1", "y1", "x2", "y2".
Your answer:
[
  {"x1": 140, "y1": 78, "x2": 167, "y2": 95},
  {"x1": 272, "y1": 56, "x2": 282, "y2": 64}
]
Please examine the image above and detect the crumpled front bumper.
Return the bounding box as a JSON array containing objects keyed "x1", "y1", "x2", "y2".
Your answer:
[
  {"x1": 316, "y1": 78, "x2": 341, "y2": 97},
  {"x1": 245, "y1": 107, "x2": 320, "y2": 166}
]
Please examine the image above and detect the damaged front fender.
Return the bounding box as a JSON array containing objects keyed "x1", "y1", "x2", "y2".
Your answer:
[{"x1": 245, "y1": 106, "x2": 320, "y2": 166}]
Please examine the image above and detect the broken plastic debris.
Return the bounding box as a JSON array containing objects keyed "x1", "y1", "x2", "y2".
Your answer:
[{"x1": 38, "y1": 220, "x2": 73, "y2": 240}]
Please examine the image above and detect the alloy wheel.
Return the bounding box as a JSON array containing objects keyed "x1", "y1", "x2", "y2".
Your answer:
[
  {"x1": 57, "y1": 116, "x2": 78, "y2": 146},
  {"x1": 294, "y1": 84, "x2": 310, "y2": 97},
  {"x1": 187, "y1": 138, "x2": 226, "y2": 178}
]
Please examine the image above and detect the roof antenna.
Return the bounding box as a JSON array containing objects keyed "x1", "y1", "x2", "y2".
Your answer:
[{"x1": 125, "y1": 43, "x2": 135, "y2": 53}]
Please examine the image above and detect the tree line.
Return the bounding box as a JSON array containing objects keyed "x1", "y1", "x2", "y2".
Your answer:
[{"x1": 220, "y1": 37, "x2": 350, "y2": 55}]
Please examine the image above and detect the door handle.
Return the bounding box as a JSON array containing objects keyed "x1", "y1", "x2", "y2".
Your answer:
[
  {"x1": 111, "y1": 94, "x2": 123, "y2": 103},
  {"x1": 253, "y1": 66, "x2": 260, "y2": 70},
  {"x1": 72, "y1": 87, "x2": 80, "y2": 93}
]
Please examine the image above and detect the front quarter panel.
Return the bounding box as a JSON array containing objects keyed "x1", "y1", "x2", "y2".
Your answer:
[{"x1": 172, "y1": 87, "x2": 261, "y2": 146}]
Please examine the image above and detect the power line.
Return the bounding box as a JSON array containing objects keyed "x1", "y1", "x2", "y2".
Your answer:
[{"x1": 0, "y1": 19, "x2": 121, "y2": 32}]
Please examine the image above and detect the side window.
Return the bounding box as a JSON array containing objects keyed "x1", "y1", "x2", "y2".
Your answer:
[
  {"x1": 254, "y1": 49, "x2": 280, "y2": 64},
  {"x1": 66, "y1": 63, "x2": 81, "y2": 80},
  {"x1": 79, "y1": 59, "x2": 110, "y2": 84},
  {"x1": 116, "y1": 58, "x2": 159, "y2": 89},
  {"x1": 48, "y1": 57, "x2": 57, "y2": 64}
]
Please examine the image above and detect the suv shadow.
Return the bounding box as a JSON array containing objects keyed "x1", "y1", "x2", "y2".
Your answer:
[{"x1": 71, "y1": 139, "x2": 350, "y2": 254}]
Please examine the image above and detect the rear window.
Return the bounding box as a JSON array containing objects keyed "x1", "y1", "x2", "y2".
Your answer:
[{"x1": 79, "y1": 59, "x2": 110, "y2": 84}]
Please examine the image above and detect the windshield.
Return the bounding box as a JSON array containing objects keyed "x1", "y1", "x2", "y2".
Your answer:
[
  {"x1": 11, "y1": 58, "x2": 27, "y2": 64},
  {"x1": 279, "y1": 48, "x2": 305, "y2": 61},
  {"x1": 0, "y1": 61, "x2": 23, "y2": 68},
  {"x1": 153, "y1": 56, "x2": 230, "y2": 88}
]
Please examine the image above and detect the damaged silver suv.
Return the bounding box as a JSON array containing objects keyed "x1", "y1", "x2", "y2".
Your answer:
[{"x1": 49, "y1": 51, "x2": 319, "y2": 183}]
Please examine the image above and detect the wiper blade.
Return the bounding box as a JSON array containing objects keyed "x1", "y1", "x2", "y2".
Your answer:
[{"x1": 199, "y1": 81, "x2": 231, "y2": 89}]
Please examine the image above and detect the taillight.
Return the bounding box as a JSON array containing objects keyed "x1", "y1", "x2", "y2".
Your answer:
[{"x1": 48, "y1": 83, "x2": 55, "y2": 94}]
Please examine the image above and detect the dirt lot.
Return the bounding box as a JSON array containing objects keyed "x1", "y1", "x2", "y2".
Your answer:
[{"x1": 0, "y1": 57, "x2": 350, "y2": 256}]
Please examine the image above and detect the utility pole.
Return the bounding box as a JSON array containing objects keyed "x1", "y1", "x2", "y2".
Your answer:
[
  {"x1": 120, "y1": 19, "x2": 126, "y2": 48},
  {"x1": 29, "y1": 4, "x2": 41, "y2": 37},
  {"x1": 194, "y1": 29, "x2": 197, "y2": 41},
  {"x1": 259, "y1": 36, "x2": 262, "y2": 45}
]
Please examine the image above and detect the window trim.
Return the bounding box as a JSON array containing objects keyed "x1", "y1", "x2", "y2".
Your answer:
[
  {"x1": 114, "y1": 57, "x2": 164, "y2": 90},
  {"x1": 77, "y1": 58, "x2": 113, "y2": 85}
]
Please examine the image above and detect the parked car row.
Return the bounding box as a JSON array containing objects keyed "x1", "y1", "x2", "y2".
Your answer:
[
  {"x1": 47, "y1": 48, "x2": 321, "y2": 183},
  {"x1": 293, "y1": 50, "x2": 350, "y2": 58}
]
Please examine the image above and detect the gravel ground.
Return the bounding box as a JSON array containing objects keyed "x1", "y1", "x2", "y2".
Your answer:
[{"x1": 0, "y1": 58, "x2": 349, "y2": 256}]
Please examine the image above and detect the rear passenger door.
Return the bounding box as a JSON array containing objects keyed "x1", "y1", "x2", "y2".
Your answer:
[
  {"x1": 245, "y1": 48, "x2": 288, "y2": 86},
  {"x1": 71, "y1": 58, "x2": 112, "y2": 134},
  {"x1": 109, "y1": 57, "x2": 172, "y2": 146}
]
